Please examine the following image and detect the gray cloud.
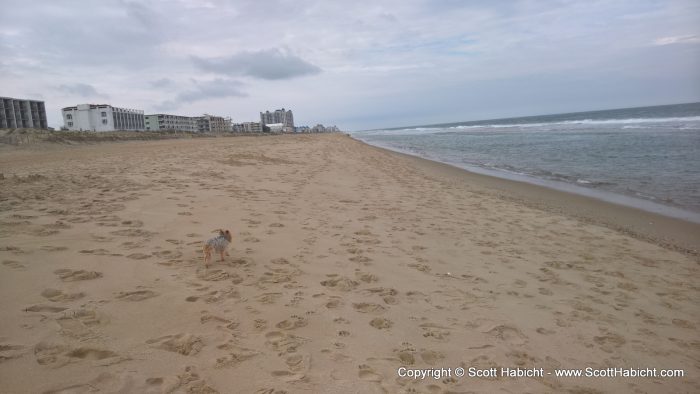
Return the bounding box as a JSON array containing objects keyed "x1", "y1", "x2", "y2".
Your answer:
[
  {"x1": 1, "y1": 1, "x2": 699, "y2": 130},
  {"x1": 155, "y1": 78, "x2": 247, "y2": 111},
  {"x1": 56, "y1": 83, "x2": 108, "y2": 98},
  {"x1": 150, "y1": 78, "x2": 176, "y2": 89},
  {"x1": 191, "y1": 49, "x2": 322, "y2": 80}
]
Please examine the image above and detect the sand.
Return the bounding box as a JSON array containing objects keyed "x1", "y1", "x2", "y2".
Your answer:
[{"x1": 0, "y1": 134, "x2": 698, "y2": 393}]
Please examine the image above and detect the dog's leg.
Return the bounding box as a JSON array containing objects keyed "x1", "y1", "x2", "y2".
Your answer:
[
  {"x1": 219, "y1": 250, "x2": 225, "y2": 262},
  {"x1": 203, "y1": 246, "x2": 211, "y2": 266}
]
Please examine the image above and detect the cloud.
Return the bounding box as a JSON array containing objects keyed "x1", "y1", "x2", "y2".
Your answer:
[
  {"x1": 150, "y1": 78, "x2": 175, "y2": 89},
  {"x1": 652, "y1": 35, "x2": 700, "y2": 46},
  {"x1": 56, "y1": 83, "x2": 108, "y2": 98},
  {"x1": 155, "y1": 78, "x2": 247, "y2": 110},
  {"x1": 191, "y1": 48, "x2": 322, "y2": 80}
]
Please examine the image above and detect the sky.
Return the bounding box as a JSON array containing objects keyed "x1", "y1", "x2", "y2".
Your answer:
[{"x1": 1, "y1": 0, "x2": 699, "y2": 131}]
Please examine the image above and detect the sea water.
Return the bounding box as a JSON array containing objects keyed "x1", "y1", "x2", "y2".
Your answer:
[{"x1": 352, "y1": 103, "x2": 700, "y2": 222}]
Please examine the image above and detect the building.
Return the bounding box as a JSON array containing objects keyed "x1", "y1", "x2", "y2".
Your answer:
[
  {"x1": 309, "y1": 124, "x2": 340, "y2": 133},
  {"x1": 232, "y1": 121, "x2": 262, "y2": 133},
  {"x1": 145, "y1": 114, "x2": 198, "y2": 132},
  {"x1": 260, "y1": 108, "x2": 294, "y2": 132},
  {"x1": 62, "y1": 104, "x2": 144, "y2": 132},
  {"x1": 0, "y1": 96, "x2": 48, "y2": 129},
  {"x1": 197, "y1": 114, "x2": 231, "y2": 133},
  {"x1": 264, "y1": 123, "x2": 285, "y2": 133}
]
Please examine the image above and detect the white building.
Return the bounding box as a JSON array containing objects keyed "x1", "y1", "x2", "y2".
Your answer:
[
  {"x1": 1, "y1": 96, "x2": 48, "y2": 129},
  {"x1": 145, "y1": 114, "x2": 198, "y2": 132},
  {"x1": 265, "y1": 123, "x2": 285, "y2": 133},
  {"x1": 232, "y1": 121, "x2": 262, "y2": 133},
  {"x1": 62, "y1": 104, "x2": 144, "y2": 132}
]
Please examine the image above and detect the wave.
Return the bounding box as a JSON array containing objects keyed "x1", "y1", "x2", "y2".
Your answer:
[{"x1": 356, "y1": 115, "x2": 700, "y2": 136}]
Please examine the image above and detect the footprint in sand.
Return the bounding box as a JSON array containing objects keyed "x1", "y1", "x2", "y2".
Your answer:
[
  {"x1": 116, "y1": 289, "x2": 158, "y2": 301},
  {"x1": 284, "y1": 353, "x2": 310, "y2": 372},
  {"x1": 0, "y1": 343, "x2": 25, "y2": 363},
  {"x1": 201, "y1": 313, "x2": 238, "y2": 331},
  {"x1": 110, "y1": 228, "x2": 157, "y2": 238},
  {"x1": 54, "y1": 269, "x2": 102, "y2": 282},
  {"x1": 276, "y1": 315, "x2": 308, "y2": 330},
  {"x1": 325, "y1": 297, "x2": 344, "y2": 309},
  {"x1": 25, "y1": 305, "x2": 68, "y2": 313},
  {"x1": 56, "y1": 314, "x2": 98, "y2": 340},
  {"x1": 370, "y1": 318, "x2": 393, "y2": 330},
  {"x1": 41, "y1": 246, "x2": 69, "y2": 252},
  {"x1": 355, "y1": 271, "x2": 378, "y2": 283},
  {"x1": 146, "y1": 333, "x2": 203, "y2": 356},
  {"x1": 671, "y1": 319, "x2": 696, "y2": 329},
  {"x1": 353, "y1": 303, "x2": 386, "y2": 314},
  {"x1": 255, "y1": 292, "x2": 283, "y2": 304},
  {"x1": 33, "y1": 342, "x2": 117, "y2": 366},
  {"x1": 420, "y1": 350, "x2": 445, "y2": 365},
  {"x1": 484, "y1": 324, "x2": 528, "y2": 345},
  {"x1": 33, "y1": 342, "x2": 68, "y2": 366},
  {"x1": 202, "y1": 287, "x2": 240, "y2": 303},
  {"x1": 264, "y1": 331, "x2": 308, "y2": 353},
  {"x1": 2, "y1": 260, "x2": 26, "y2": 270},
  {"x1": 41, "y1": 288, "x2": 85, "y2": 302},
  {"x1": 65, "y1": 347, "x2": 118, "y2": 360},
  {"x1": 394, "y1": 345, "x2": 416, "y2": 365},
  {"x1": 126, "y1": 253, "x2": 152, "y2": 260},
  {"x1": 593, "y1": 332, "x2": 626, "y2": 353},
  {"x1": 152, "y1": 250, "x2": 183, "y2": 259},
  {"x1": 358, "y1": 364, "x2": 382, "y2": 382},
  {"x1": 320, "y1": 276, "x2": 359, "y2": 292},
  {"x1": 197, "y1": 269, "x2": 233, "y2": 282},
  {"x1": 215, "y1": 346, "x2": 259, "y2": 368}
]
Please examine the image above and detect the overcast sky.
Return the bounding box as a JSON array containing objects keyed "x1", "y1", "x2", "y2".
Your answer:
[{"x1": 1, "y1": 0, "x2": 699, "y2": 130}]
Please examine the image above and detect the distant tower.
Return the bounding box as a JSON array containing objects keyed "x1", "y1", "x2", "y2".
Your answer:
[{"x1": 260, "y1": 108, "x2": 294, "y2": 130}]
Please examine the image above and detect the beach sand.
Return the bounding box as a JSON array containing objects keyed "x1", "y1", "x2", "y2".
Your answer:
[{"x1": 0, "y1": 134, "x2": 698, "y2": 393}]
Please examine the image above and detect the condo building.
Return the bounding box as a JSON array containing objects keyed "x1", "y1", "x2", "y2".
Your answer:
[
  {"x1": 232, "y1": 121, "x2": 262, "y2": 133},
  {"x1": 197, "y1": 114, "x2": 232, "y2": 133},
  {"x1": 62, "y1": 104, "x2": 144, "y2": 131},
  {"x1": 260, "y1": 108, "x2": 294, "y2": 132},
  {"x1": 145, "y1": 114, "x2": 198, "y2": 132},
  {"x1": 0, "y1": 96, "x2": 48, "y2": 129}
]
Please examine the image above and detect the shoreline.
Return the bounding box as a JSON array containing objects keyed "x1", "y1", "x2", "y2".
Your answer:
[{"x1": 352, "y1": 136, "x2": 700, "y2": 257}]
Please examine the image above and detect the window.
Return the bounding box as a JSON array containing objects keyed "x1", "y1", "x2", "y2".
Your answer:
[
  {"x1": 101, "y1": 112, "x2": 107, "y2": 117},
  {"x1": 66, "y1": 114, "x2": 72, "y2": 119},
  {"x1": 67, "y1": 122, "x2": 73, "y2": 126},
  {"x1": 102, "y1": 119, "x2": 108, "y2": 124}
]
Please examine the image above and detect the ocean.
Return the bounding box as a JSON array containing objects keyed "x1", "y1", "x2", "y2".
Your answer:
[{"x1": 351, "y1": 102, "x2": 700, "y2": 222}]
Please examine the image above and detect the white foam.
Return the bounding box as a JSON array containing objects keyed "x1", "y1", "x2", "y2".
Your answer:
[{"x1": 355, "y1": 116, "x2": 700, "y2": 136}]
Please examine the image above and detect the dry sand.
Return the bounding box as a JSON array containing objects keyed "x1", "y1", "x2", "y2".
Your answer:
[{"x1": 0, "y1": 134, "x2": 698, "y2": 393}]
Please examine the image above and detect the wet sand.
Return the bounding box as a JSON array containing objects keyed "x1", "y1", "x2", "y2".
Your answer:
[{"x1": 0, "y1": 134, "x2": 698, "y2": 393}]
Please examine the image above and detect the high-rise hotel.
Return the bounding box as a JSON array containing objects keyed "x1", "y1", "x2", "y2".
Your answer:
[
  {"x1": 0, "y1": 96, "x2": 48, "y2": 129},
  {"x1": 260, "y1": 108, "x2": 294, "y2": 132}
]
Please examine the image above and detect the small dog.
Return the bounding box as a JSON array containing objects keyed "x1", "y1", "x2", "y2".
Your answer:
[{"x1": 203, "y1": 229, "x2": 232, "y2": 266}]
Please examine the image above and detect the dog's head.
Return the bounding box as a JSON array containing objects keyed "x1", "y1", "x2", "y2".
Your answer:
[{"x1": 214, "y1": 229, "x2": 232, "y2": 242}]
